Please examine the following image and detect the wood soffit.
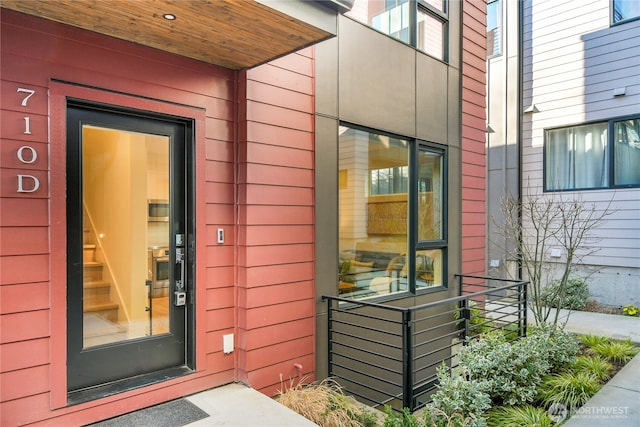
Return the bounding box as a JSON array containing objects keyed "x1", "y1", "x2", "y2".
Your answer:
[{"x1": 2, "y1": 0, "x2": 333, "y2": 70}]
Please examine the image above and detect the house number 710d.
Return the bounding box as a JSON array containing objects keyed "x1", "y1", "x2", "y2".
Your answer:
[{"x1": 16, "y1": 87, "x2": 40, "y2": 193}]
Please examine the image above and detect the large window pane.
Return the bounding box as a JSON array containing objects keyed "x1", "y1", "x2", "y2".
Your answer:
[
  {"x1": 417, "y1": 147, "x2": 443, "y2": 288},
  {"x1": 487, "y1": 0, "x2": 501, "y2": 57},
  {"x1": 614, "y1": 118, "x2": 640, "y2": 186},
  {"x1": 339, "y1": 127, "x2": 409, "y2": 298},
  {"x1": 346, "y1": 0, "x2": 448, "y2": 62},
  {"x1": 416, "y1": 249, "x2": 442, "y2": 288},
  {"x1": 338, "y1": 127, "x2": 447, "y2": 298},
  {"x1": 418, "y1": 148, "x2": 442, "y2": 240},
  {"x1": 422, "y1": 0, "x2": 445, "y2": 13},
  {"x1": 613, "y1": 0, "x2": 640, "y2": 23},
  {"x1": 347, "y1": 0, "x2": 411, "y2": 44},
  {"x1": 545, "y1": 123, "x2": 608, "y2": 191},
  {"x1": 417, "y1": 8, "x2": 445, "y2": 60}
]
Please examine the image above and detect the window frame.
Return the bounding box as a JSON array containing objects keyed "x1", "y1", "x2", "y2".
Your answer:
[
  {"x1": 486, "y1": 0, "x2": 502, "y2": 58},
  {"x1": 345, "y1": 0, "x2": 449, "y2": 62},
  {"x1": 411, "y1": 141, "x2": 448, "y2": 292},
  {"x1": 543, "y1": 114, "x2": 640, "y2": 192},
  {"x1": 338, "y1": 123, "x2": 448, "y2": 300},
  {"x1": 611, "y1": 0, "x2": 640, "y2": 25},
  {"x1": 416, "y1": 0, "x2": 449, "y2": 62}
]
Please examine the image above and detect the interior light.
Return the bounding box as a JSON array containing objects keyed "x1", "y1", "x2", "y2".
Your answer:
[{"x1": 163, "y1": 13, "x2": 176, "y2": 21}]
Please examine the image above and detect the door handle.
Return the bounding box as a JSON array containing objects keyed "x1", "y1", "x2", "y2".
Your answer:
[
  {"x1": 176, "y1": 247, "x2": 185, "y2": 291},
  {"x1": 175, "y1": 245, "x2": 186, "y2": 306}
]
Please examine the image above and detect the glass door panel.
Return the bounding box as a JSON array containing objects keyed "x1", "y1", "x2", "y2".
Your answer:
[{"x1": 81, "y1": 125, "x2": 170, "y2": 348}]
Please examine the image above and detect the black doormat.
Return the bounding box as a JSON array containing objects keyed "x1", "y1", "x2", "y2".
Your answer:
[{"x1": 87, "y1": 399, "x2": 209, "y2": 427}]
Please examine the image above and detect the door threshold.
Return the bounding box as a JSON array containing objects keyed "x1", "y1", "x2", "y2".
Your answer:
[{"x1": 67, "y1": 366, "x2": 193, "y2": 406}]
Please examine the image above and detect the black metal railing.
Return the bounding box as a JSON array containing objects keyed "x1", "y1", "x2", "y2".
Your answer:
[{"x1": 323, "y1": 274, "x2": 528, "y2": 412}]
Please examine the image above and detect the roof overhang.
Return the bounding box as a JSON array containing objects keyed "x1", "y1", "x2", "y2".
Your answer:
[{"x1": 1, "y1": 0, "x2": 348, "y2": 70}]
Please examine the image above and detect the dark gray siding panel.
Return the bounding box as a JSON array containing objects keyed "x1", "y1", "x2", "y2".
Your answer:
[{"x1": 338, "y1": 16, "x2": 416, "y2": 136}]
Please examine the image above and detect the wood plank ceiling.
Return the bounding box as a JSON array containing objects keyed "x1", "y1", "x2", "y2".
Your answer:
[{"x1": 1, "y1": 0, "x2": 333, "y2": 70}]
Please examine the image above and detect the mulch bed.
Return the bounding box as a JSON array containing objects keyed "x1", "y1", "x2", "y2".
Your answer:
[{"x1": 581, "y1": 300, "x2": 623, "y2": 315}]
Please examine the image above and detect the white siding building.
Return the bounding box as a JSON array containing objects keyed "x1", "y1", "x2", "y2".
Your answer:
[{"x1": 487, "y1": 0, "x2": 640, "y2": 307}]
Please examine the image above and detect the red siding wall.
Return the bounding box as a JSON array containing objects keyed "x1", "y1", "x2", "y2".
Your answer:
[
  {"x1": 0, "y1": 10, "x2": 238, "y2": 426},
  {"x1": 1, "y1": 2, "x2": 487, "y2": 424},
  {"x1": 461, "y1": 0, "x2": 487, "y2": 277},
  {"x1": 1, "y1": 9, "x2": 317, "y2": 425},
  {"x1": 236, "y1": 52, "x2": 317, "y2": 396}
]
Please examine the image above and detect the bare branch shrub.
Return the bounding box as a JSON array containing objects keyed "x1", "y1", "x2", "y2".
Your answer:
[{"x1": 496, "y1": 189, "x2": 614, "y2": 326}]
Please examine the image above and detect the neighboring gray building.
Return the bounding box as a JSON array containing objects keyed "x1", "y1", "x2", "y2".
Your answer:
[{"x1": 486, "y1": 0, "x2": 640, "y2": 308}]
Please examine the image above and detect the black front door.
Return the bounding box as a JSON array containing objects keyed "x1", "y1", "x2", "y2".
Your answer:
[{"x1": 66, "y1": 103, "x2": 193, "y2": 395}]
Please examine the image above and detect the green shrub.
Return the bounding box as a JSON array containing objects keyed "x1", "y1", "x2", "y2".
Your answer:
[
  {"x1": 425, "y1": 366, "x2": 491, "y2": 427},
  {"x1": 458, "y1": 326, "x2": 579, "y2": 406},
  {"x1": 486, "y1": 405, "x2": 553, "y2": 427},
  {"x1": 529, "y1": 324, "x2": 579, "y2": 372},
  {"x1": 572, "y1": 355, "x2": 613, "y2": 381},
  {"x1": 540, "y1": 278, "x2": 589, "y2": 310},
  {"x1": 539, "y1": 371, "x2": 602, "y2": 410},
  {"x1": 592, "y1": 339, "x2": 640, "y2": 364},
  {"x1": 457, "y1": 331, "x2": 549, "y2": 405}
]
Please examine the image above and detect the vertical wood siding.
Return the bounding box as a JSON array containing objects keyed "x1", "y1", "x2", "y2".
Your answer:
[
  {"x1": 522, "y1": 0, "x2": 640, "y2": 270},
  {"x1": 461, "y1": 0, "x2": 488, "y2": 276},
  {"x1": 236, "y1": 50, "x2": 317, "y2": 397}
]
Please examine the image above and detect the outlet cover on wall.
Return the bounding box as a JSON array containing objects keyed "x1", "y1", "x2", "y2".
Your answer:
[{"x1": 223, "y1": 334, "x2": 234, "y2": 354}]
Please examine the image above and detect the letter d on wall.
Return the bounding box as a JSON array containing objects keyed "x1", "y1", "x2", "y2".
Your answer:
[{"x1": 17, "y1": 174, "x2": 40, "y2": 193}]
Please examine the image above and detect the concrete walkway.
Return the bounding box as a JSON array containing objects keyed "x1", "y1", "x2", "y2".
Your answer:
[
  {"x1": 548, "y1": 308, "x2": 640, "y2": 343},
  {"x1": 91, "y1": 383, "x2": 317, "y2": 427},
  {"x1": 540, "y1": 309, "x2": 640, "y2": 426},
  {"x1": 183, "y1": 383, "x2": 318, "y2": 427}
]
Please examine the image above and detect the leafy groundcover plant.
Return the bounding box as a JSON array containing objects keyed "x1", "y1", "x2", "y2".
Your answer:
[
  {"x1": 278, "y1": 331, "x2": 637, "y2": 427},
  {"x1": 536, "y1": 334, "x2": 639, "y2": 422},
  {"x1": 428, "y1": 328, "x2": 636, "y2": 427},
  {"x1": 455, "y1": 325, "x2": 578, "y2": 406},
  {"x1": 423, "y1": 366, "x2": 491, "y2": 427},
  {"x1": 572, "y1": 355, "x2": 613, "y2": 381},
  {"x1": 539, "y1": 371, "x2": 603, "y2": 410},
  {"x1": 580, "y1": 333, "x2": 610, "y2": 349},
  {"x1": 485, "y1": 405, "x2": 553, "y2": 427},
  {"x1": 591, "y1": 338, "x2": 639, "y2": 365},
  {"x1": 419, "y1": 325, "x2": 578, "y2": 426}
]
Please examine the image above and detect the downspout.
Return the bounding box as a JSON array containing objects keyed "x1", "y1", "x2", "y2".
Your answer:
[
  {"x1": 233, "y1": 69, "x2": 241, "y2": 382},
  {"x1": 517, "y1": 0, "x2": 524, "y2": 283}
]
